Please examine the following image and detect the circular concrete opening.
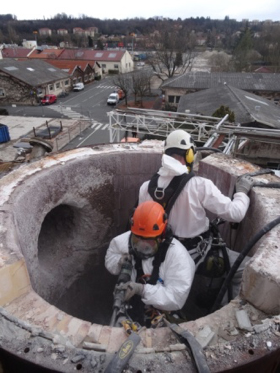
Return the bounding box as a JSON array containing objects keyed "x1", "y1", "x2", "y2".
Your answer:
[
  {"x1": 38, "y1": 203, "x2": 117, "y2": 324},
  {"x1": 1, "y1": 146, "x2": 280, "y2": 372}
]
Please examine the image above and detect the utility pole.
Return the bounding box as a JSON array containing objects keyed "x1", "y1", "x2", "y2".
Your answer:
[{"x1": 33, "y1": 31, "x2": 38, "y2": 46}]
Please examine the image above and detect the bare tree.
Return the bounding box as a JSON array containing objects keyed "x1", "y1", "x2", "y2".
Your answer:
[
  {"x1": 145, "y1": 23, "x2": 195, "y2": 81},
  {"x1": 130, "y1": 70, "x2": 153, "y2": 107},
  {"x1": 113, "y1": 73, "x2": 132, "y2": 106},
  {"x1": 208, "y1": 51, "x2": 232, "y2": 72}
]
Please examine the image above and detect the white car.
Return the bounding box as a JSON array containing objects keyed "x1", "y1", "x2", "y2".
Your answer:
[
  {"x1": 73, "y1": 83, "x2": 84, "y2": 91},
  {"x1": 107, "y1": 93, "x2": 119, "y2": 105}
]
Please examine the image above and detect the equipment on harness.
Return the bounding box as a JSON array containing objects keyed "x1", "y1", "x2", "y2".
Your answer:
[
  {"x1": 109, "y1": 256, "x2": 133, "y2": 327},
  {"x1": 148, "y1": 171, "x2": 194, "y2": 215}
]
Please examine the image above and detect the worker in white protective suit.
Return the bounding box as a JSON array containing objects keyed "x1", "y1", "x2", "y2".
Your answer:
[
  {"x1": 138, "y1": 130, "x2": 254, "y2": 309},
  {"x1": 105, "y1": 201, "x2": 195, "y2": 325}
]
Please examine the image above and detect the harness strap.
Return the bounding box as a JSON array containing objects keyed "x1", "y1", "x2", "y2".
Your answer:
[
  {"x1": 129, "y1": 231, "x2": 173, "y2": 286},
  {"x1": 148, "y1": 172, "x2": 194, "y2": 215}
]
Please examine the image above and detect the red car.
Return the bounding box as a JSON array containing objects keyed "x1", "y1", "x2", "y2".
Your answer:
[{"x1": 41, "y1": 94, "x2": 57, "y2": 105}]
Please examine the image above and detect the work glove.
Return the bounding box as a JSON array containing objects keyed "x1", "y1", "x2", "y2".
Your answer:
[
  {"x1": 118, "y1": 254, "x2": 131, "y2": 267},
  {"x1": 118, "y1": 281, "x2": 144, "y2": 302},
  {"x1": 235, "y1": 175, "x2": 254, "y2": 195}
]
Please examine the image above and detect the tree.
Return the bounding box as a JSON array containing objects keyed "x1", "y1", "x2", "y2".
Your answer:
[
  {"x1": 255, "y1": 24, "x2": 280, "y2": 72},
  {"x1": 144, "y1": 22, "x2": 194, "y2": 81},
  {"x1": 212, "y1": 105, "x2": 235, "y2": 123},
  {"x1": 131, "y1": 70, "x2": 153, "y2": 107},
  {"x1": 113, "y1": 74, "x2": 132, "y2": 106},
  {"x1": 7, "y1": 24, "x2": 19, "y2": 44},
  {"x1": 208, "y1": 51, "x2": 232, "y2": 72},
  {"x1": 232, "y1": 27, "x2": 254, "y2": 71},
  {"x1": 96, "y1": 39, "x2": 104, "y2": 50},
  {"x1": 88, "y1": 36, "x2": 93, "y2": 47}
]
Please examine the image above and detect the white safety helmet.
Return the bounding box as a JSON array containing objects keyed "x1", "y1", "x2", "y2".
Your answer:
[
  {"x1": 164, "y1": 130, "x2": 194, "y2": 152},
  {"x1": 164, "y1": 130, "x2": 195, "y2": 171}
]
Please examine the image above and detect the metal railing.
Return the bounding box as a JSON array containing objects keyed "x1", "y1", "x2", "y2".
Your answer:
[{"x1": 107, "y1": 108, "x2": 230, "y2": 144}]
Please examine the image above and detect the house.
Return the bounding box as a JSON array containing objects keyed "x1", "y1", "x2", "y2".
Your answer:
[
  {"x1": 73, "y1": 27, "x2": 84, "y2": 36},
  {"x1": 57, "y1": 29, "x2": 68, "y2": 36},
  {"x1": 22, "y1": 40, "x2": 37, "y2": 49},
  {"x1": 177, "y1": 84, "x2": 280, "y2": 129},
  {"x1": 39, "y1": 28, "x2": 52, "y2": 36},
  {"x1": 28, "y1": 47, "x2": 64, "y2": 60},
  {"x1": 28, "y1": 47, "x2": 102, "y2": 80},
  {"x1": 161, "y1": 72, "x2": 280, "y2": 108},
  {"x1": 1, "y1": 47, "x2": 32, "y2": 59},
  {"x1": 0, "y1": 59, "x2": 70, "y2": 105},
  {"x1": 58, "y1": 49, "x2": 134, "y2": 74},
  {"x1": 85, "y1": 27, "x2": 97, "y2": 37},
  {"x1": 45, "y1": 59, "x2": 101, "y2": 85},
  {"x1": 254, "y1": 66, "x2": 273, "y2": 73}
]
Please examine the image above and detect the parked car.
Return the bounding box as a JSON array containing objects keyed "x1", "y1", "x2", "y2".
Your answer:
[
  {"x1": 107, "y1": 93, "x2": 119, "y2": 105},
  {"x1": 41, "y1": 94, "x2": 57, "y2": 105},
  {"x1": 73, "y1": 83, "x2": 85, "y2": 91}
]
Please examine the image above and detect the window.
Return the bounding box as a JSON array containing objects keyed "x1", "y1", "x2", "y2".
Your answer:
[
  {"x1": 0, "y1": 88, "x2": 5, "y2": 97},
  {"x1": 56, "y1": 82, "x2": 60, "y2": 89},
  {"x1": 84, "y1": 75, "x2": 88, "y2": 82},
  {"x1": 114, "y1": 64, "x2": 118, "y2": 69},
  {"x1": 102, "y1": 64, "x2": 106, "y2": 68},
  {"x1": 49, "y1": 84, "x2": 54, "y2": 91},
  {"x1": 65, "y1": 80, "x2": 69, "y2": 86},
  {"x1": 168, "y1": 95, "x2": 180, "y2": 104}
]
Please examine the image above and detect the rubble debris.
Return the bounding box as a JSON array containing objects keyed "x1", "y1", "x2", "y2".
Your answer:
[
  {"x1": 195, "y1": 326, "x2": 215, "y2": 348},
  {"x1": 253, "y1": 320, "x2": 271, "y2": 334},
  {"x1": 82, "y1": 342, "x2": 107, "y2": 352},
  {"x1": 235, "y1": 310, "x2": 253, "y2": 331},
  {"x1": 71, "y1": 354, "x2": 85, "y2": 363}
]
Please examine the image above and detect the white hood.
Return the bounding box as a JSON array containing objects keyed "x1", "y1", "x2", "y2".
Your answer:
[{"x1": 158, "y1": 154, "x2": 189, "y2": 177}]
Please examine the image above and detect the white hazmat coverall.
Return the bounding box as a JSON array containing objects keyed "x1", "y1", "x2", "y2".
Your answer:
[
  {"x1": 139, "y1": 154, "x2": 250, "y2": 239},
  {"x1": 105, "y1": 231, "x2": 195, "y2": 311},
  {"x1": 139, "y1": 154, "x2": 251, "y2": 302}
]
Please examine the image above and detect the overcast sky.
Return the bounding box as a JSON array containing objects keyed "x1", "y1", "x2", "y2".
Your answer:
[{"x1": 2, "y1": 0, "x2": 280, "y2": 22}]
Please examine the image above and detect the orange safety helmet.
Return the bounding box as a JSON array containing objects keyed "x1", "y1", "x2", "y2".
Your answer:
[{"x1": 131, "y1": 201, "x2": 167, "y2": 238}]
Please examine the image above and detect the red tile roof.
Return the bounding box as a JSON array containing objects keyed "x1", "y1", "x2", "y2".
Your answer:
[
  {"x1": 45, "y1": 59, "x2": 94, "y2": 75},
  {"x1": 1, "y1": 48, "x2": 32, "y2": 58},
  {"x1": 28, "y1": 48, "x2": 64, "y2": 59},
  {"x1": 59, "y1": 49, "x2": 126, "y2": 62}
]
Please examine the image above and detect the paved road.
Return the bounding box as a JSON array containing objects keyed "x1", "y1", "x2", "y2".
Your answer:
[
  {"x1": 3, "y1": 69, "x2": 160, "y2": 149},
  {"x1": 3, "y1": 76, "x2": 127, "y2": 148}
]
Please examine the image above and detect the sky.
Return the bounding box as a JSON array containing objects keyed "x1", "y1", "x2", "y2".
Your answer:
[{"x1": 2, "y1": 0, "x2": 280, "y2": 22}]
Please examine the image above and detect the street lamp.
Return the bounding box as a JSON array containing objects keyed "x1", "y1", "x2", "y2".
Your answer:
[{"x1": 33, "y1": 31, "x2": 38, "y2": 46}]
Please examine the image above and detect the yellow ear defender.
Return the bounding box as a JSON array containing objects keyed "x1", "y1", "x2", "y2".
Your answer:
[{"x1": 186, "y1": 148, "x2": 194, "y2": 165}]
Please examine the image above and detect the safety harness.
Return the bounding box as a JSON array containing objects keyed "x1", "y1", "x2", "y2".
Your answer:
[
  {"x1": 129, "y1": 230, "x2": 173, "y2": 285},
  {"x1": 147, "y1": 170, "x2": 232, "y2": 305},
  {"x1": 128, "y1": 231, "x2": 174, "y2": 325},
  {"x1": 148, "y1": 171, "x2": 195, "y2": 215},
  {"x1": 147, "y1": 170, "x2": 212, "y2": 265}
]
